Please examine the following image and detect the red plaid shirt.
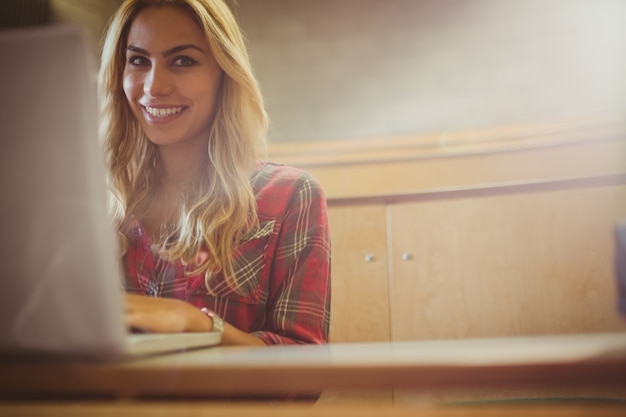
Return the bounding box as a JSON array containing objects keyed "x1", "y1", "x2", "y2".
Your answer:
[{"x1": 123, "y1": 162, "x2": 331, "y2": 345}]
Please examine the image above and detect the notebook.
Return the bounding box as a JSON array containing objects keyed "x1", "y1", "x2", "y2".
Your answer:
[{"x1": 0, "y1": 24, "x2": 221, "y2": 360}]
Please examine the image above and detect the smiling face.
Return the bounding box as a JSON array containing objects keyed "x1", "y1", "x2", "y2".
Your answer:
[{"x1": 123, "y1": 6, "x2": 223, "y2": 151}]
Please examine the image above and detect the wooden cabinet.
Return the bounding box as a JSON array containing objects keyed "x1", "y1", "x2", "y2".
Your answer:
[
  {"x1": 329, "y1": 184, "x2": 626, "y2": 342},
  {"x1": 328, "y1": 183, "x2": 626, "y2": 344},
  {"x1": 327, "y1": 205, "x2": 391, "y2": 343},
  {"x1": 387, "y1": 184, "x2": 626, "y2": 341}
]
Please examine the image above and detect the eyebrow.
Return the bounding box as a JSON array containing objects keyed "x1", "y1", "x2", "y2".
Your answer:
[{"x1": 126, "y1": 44, "x2": 205, "y2": 57}]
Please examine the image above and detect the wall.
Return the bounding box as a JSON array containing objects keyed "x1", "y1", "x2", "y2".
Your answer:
[
  {"x1": 48, "y1": 1, "x2": 626, "y2": 144},
  {"x1": 234, "y1": 0, "x2": 626, "y2": 142},
  {"x1": 51, "y1": 0, "x2": 121, "y2": 49}
]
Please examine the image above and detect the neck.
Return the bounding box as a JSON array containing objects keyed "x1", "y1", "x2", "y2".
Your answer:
[{"x1": 156, "y1": 142, "x2": 207, "y2": 190}]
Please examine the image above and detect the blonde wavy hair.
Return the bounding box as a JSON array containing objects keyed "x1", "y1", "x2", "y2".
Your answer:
[{"x1": 98, "y1": 0, "x2": 268, "y2": 293}]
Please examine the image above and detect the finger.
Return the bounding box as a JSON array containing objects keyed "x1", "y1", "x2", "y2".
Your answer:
[{"x1": 126, "y1": 307, "x2": 188, "y2": 333}]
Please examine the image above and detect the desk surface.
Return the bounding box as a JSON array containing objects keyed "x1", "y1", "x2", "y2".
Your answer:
[
  {"x1": 2, "y1": 402, "x2": 626, "y2": 417},
  {"x1": 2, "y1": 332, "x2": 626, "y2": 399}
]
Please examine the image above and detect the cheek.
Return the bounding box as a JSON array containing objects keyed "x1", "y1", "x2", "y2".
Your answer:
[
  {"x1": 122, "y1": 72, "x2": 140, "y2": 104},
  {"x1": 197, "y1": 72, "x2": 223, "y2": 111},
  {"x1": 209, "y1": 69, "x2": 224, "y2": 101}
]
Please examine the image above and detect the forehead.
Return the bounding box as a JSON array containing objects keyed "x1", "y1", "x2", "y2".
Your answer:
[{"x1": 126, "y1": 6, "x2": 209, "y2": 51}]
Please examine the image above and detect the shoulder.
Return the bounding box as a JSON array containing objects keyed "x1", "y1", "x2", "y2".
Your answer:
[
  {"x1": 252, "y1": 162, "x2": 326, "y2": 218},
  {"x1": 252, "y1": 162, "x2": 324, "y2": 196}
]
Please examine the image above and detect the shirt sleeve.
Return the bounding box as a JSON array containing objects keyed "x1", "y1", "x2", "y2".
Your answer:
[{"x1": 251, "y1": 170, "x2": 331, "y2": 345}]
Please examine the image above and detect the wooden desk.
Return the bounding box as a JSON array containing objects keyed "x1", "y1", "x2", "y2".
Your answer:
[
  {"x1": 1, "y1": 332, "x2": 626, "y2": 400},
  {"x1": 2, "y1": 402, "x2": 626, "y2": 417}
]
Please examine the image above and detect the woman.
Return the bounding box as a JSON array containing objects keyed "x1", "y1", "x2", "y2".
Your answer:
[{"x1": 98, "y1": 0, "x2": 331, "y2": 346}]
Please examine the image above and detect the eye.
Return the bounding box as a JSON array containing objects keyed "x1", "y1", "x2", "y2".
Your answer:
[
  {"x1": 172, "y1": 56, "x2": 197, "y2": 67},
  {"x1": 127, "y1": 55, "x2": 150, "y2": 66}
]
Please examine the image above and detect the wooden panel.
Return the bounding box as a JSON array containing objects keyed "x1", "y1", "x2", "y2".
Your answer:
[
  {"x1": 270, "y1": 118, "x2": 626, "y2": 200},
  {"x1": 388, "y1": 184, "x2": 626, "y2": 341},
  {"x1": 308, "y1": 137, "x2": 626, "y2": 200},
  {"x1": 327, "y1": 205, "x2": 391, "y2": 343},
  {"x1": 270, "y1": 118, "x2": 624, "y2": 168}
]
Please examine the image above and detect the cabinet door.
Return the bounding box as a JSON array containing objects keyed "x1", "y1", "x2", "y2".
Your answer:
[
  {"x1": 327, "y1": 205, "x2": 391, "y2": 343},
  {"x1": 388, "y1": 184, "x2": 626, "y2": 341}
]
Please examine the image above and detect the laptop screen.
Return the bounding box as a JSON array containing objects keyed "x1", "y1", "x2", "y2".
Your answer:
[{"x1": 0, "y1": 24, "x2": 128, "y2": 359}]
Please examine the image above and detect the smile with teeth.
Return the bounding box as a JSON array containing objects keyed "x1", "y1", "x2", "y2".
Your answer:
[{"x1": 144, "y1": 106, "x2": 185, "y2": 118}]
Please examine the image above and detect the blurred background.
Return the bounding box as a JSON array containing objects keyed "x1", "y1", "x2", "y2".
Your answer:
[{"x1": 3, "y1": 0, "x2": 625, "y2": 143}]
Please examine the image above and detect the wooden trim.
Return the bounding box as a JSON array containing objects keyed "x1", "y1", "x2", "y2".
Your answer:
[
  {"x1": 269, "y1": 117, "x2": 626, "y2": 168},
  {"x1": 327, "y1": 172, "x2": 626, "y2": 207}
]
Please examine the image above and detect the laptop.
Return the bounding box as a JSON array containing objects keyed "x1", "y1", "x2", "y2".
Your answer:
[{"x1": 0, "y1": 24, "x2": 221, "y2": 360}]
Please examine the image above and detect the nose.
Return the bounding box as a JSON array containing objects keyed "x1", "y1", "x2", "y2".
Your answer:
[{"x1": 143, "y1": 64, "x2": 174, "y2": 97}]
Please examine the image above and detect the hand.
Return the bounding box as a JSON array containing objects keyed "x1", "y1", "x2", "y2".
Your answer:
[{"x1": 125, "y1": 294, "x2": 212, "y2": 333}]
